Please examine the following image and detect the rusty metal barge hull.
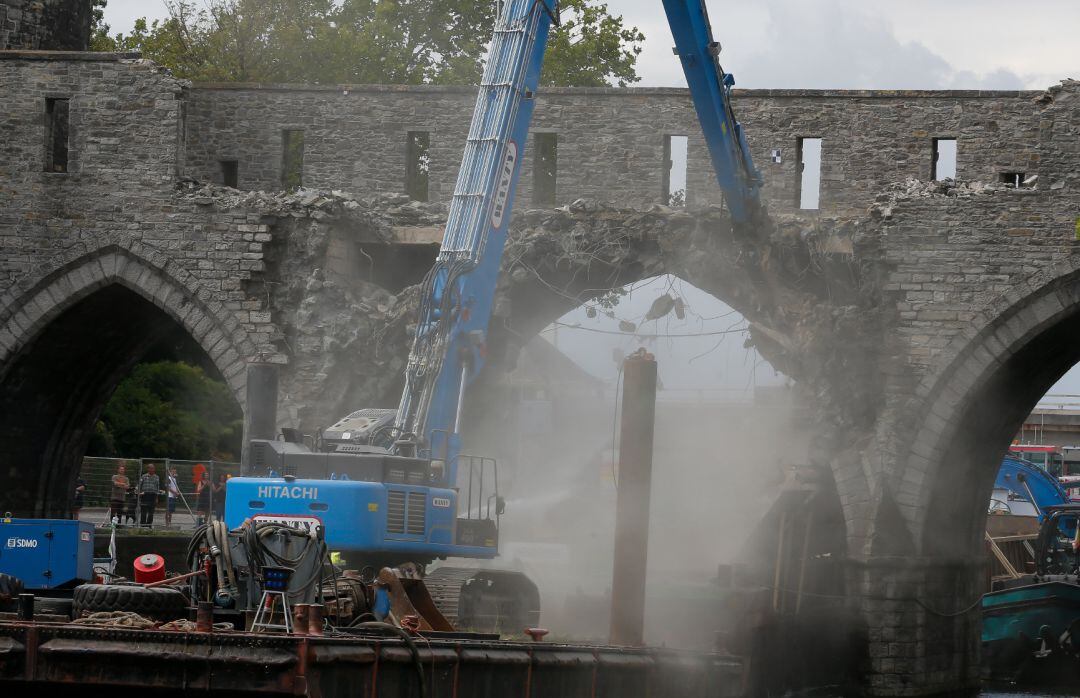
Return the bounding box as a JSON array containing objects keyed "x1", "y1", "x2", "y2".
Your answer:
[{"x1": 0, "y1": 622, "x2": 740, "y2": 697}]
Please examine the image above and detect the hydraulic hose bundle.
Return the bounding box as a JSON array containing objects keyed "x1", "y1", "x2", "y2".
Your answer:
[
  {"x1": 186, "y1": 519, "x2": 328, "y2": 610},
  {"x1": 243, "y1": 520, "x2": 327, "y2": 602},
  {"x1": 396, "y1": 257, "x2": 474, "y2": 442}
]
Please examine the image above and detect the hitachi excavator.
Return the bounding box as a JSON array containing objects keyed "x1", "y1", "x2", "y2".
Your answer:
[{"x1": 225, "y1": 0, "x2": 764, "y2": 632}]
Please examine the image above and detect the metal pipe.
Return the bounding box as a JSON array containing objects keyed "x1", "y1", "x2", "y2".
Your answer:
[
  {"x1": 308, "y1": 604, "x2": 325, "y2": 636},
  {"x1": 196, "y1": 601, "x2": 214, "y2": 632},
  {"x1": 773, "y1": 510, "x2": 787, "y2": 612},
  {"x1": 608, "y1": 350, "x2": 657, "y2": 647},
  {"x1": 453, "y1": 365, "x2": 468, "y2": 434},
  {"x1": 242, "y1": 363, "x2": 280, "y2": 471},
  {"x1": 144, "y1": 568, "x2": 206, "y2": 588},
  {"x1": 17, "y1": 594, "x2": 33, "y2": 621},
  {"x1": 1019, "y1": 475, "x2": 1043, "y2": 519},
  {"x1": 293, "y1": 604, "x2": 310, "y2": 636},
  {"x1": 795, "y1": 509, "x2": 815, "y2": 615}
]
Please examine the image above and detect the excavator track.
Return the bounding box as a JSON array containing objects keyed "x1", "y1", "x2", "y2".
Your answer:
[
  {"x1": 424, "y1": 566, "x2": 540, "y2": 634},
  {"x1": 423, "y1": 566, "x2": 478, "y2": 627}
]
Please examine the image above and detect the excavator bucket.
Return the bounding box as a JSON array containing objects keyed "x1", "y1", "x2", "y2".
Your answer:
[{"x1": 376, "y1": 567, "x2": 455, "y2": 632}]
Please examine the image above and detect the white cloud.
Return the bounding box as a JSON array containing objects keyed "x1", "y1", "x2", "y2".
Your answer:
[
  {"x1": 607, "y1": 0, "x2": 1076, "y2": 89},
  {"x1": 102, "y1": 0, "x2": 1077, "y2": 90}
]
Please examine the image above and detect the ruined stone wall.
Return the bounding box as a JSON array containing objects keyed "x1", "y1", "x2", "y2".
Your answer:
[
  {"x1": 738, "y1": 89, "x2": 1040, "y2": 216},
  {"x1": 0, "y1": 52, "x2": 282, "y2": 382},
  {"x1": 0, "y1": 0, "x2": 90, "y2": 51},
  {"x1": 184, "y1": 84, "x2": 1042, "y2": 216}
]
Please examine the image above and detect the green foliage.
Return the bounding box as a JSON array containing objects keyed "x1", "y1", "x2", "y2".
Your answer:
[
  {"x1": 86, "y1": 419, "x2": 115, "y2": 457},
  {"x1": 90, "y1": 0, "x2": 109, "y2": 49},
  {"x1": 541, "y1": 0, "x2": 644, "y2": 87},
  {"x1": 91, "y1": 361, "x2": 243, "y2": 461},
  {"x1": 94, "y1": 0, "x2": 643, "y2": 86}
]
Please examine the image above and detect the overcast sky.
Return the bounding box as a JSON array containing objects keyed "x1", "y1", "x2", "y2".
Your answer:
[
  {"x1": 103, "y1": 0, "x2": 1079, "y2": 90},
  {"x1": 102, "y1": 1, "x2": 1080, "y2": 397}
]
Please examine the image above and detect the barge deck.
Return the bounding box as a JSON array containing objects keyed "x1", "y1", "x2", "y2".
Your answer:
[{"x1": 0, "y1": 621, "x2": 741, "y2": 697}]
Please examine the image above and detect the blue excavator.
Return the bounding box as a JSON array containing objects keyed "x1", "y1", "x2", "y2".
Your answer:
[{"x1": 226, "y1": 0, "x2": 763, "y2": 631}]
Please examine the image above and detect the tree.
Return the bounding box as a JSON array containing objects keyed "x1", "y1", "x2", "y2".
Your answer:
[
  {"x1": 540, "y1": 0, "x2": 643, "y2": 87},
  {"x1": 93, "y1": 0, "x2": 644, "y2": 86},
  {"x1": 90, "y1": 0, "x2": 108, "y2": 48},
  {"x1": 91, "y1": 361, "x2": 243, "y2": 461}
]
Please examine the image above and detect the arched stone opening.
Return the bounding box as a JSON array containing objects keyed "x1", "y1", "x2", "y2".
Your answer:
[
  {"x1": 0, "y1": 246, "x2": 253, "y2": 517},
  {"x1": 860, "y1": 262, "x2": 1080, "y2": 694},
  {"x1": 901, "y1": 264, "x2": 1080, "y2": 557},
  {"x1": 465, "y1": 264, "x2": 826, "y2": 648}
]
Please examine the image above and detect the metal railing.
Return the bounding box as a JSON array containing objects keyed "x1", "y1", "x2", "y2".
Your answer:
[{"x1": 74, "y1": 457, "x2": 240, "y2": 530}]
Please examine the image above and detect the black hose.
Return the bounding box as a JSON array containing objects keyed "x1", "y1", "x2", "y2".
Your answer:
[
  {"x1": 186, "y1": 523, "x2": 211, "y2": 602},
  {"x1": 244, "y1": 522, "x2": 328, "y2": 602},
  {"x1": 352, "y1": 621, "x2": 427, "y2": 698}
]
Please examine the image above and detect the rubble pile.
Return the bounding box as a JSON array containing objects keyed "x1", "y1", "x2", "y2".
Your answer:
[
  {"x1": 176, "y1": 180, "x2": 448, "y2": 228},
  {"x1": 186, "y1": 179, "x2": 886, "y2": 439},
  {"x1": 870, "y1": 177, "x2": 1016, "y2": 220},
  {"x1": 498, "y1": 200, "x2": 885, "y2": 438}
]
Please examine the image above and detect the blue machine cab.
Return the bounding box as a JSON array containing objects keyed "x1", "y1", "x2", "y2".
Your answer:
[{"x1": 226, "y1": 438, "x2": 500, "y2": 561}]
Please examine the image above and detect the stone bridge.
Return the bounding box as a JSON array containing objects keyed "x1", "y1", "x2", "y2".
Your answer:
[{"x1": 1, "y1": 38, "x2": 1080, "y2": 694}]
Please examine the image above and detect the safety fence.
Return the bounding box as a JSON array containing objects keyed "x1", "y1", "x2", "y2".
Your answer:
[{"x1": 75, "y1": 457, "x2": 241, "y2": 530}]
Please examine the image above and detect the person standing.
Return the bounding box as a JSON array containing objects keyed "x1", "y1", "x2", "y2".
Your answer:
[
  {"x1": 138, "y1": 463, "x2": 161, "y2": 527},
  {"x1": 109, "y1": 464, "x2": 129, "y2": 524},
  {"x1": 165, "y1": 467, "x2": 180, "y2": 528},
  {"x1": 211, "y1": 473, "x2": 227, "y2": 522},
  {"x1": 195, "y1": 474, "x2": 210, "y2": 527},
  {"x1": 72, "y1": 474, "x2": 86, "y2": 521}
]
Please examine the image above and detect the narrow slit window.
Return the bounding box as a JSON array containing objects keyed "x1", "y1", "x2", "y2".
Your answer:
[
  {"x1": 662, "y1": 135, "x2": 688, "y2": 207},
  {"x1": 406, "y1": 131, "x2": 430, "y2": 201},
  {"x1": 533, "y1": 132, "x2": 558, "y2": 205},
  {"x1": 220, "y1": 160, "x2": 239, "y2": 188},
  {"x1": 999, "y1": 172, "x2": 1034, "y2": 189},
  {"x1": 44, "y1": 98, "x2": 70, "y2": 173},
  {"x1": 796, "y1": 137, "x2": 822, "y2": 210},
  {"x1": 932, "y1": 138, "x2": 957, "y2": 180},
  {"x1": 281, "y1": 129, "x2": 305, "y2": 189}
]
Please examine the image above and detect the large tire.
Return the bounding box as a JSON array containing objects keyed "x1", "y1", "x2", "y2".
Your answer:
[
  {"x1": 0, "y1": 573, "x2": 23, "y2": 601},
  {"x1": 73, "y1": 584, "x2": 189, "y2": 621}
]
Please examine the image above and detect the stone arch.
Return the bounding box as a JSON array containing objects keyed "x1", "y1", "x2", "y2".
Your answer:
[
  {"x1": 0, "y1": 240, "x2": 257, "y2": 393},
  {"x1": 896, "y1": 256, "x2": 1080, "y2": 556},
  {"x1": 0, "y1": 240, "x2": 258, "y2": 516}
]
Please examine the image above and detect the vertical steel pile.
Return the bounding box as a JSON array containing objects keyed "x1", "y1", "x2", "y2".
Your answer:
[
  {"x1": 609, "y1": 350, "x2": 658, "y2": 646},
  {"x1": 242, "y1": 363, "x2": 279, "y2": 469}
]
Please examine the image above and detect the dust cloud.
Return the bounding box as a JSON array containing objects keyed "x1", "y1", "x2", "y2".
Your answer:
[{"x1": 458, "y1": 359, "x2": 809, "y2": 647}]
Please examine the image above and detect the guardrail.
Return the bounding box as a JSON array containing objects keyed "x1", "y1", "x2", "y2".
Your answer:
[{"x1": 75, "y1": 457, "x2": 240, "y2": 531}]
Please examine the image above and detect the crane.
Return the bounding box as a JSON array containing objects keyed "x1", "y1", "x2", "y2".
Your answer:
[{"x1": 226, "y1": 0, "x2": 764, "y2": 631}]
